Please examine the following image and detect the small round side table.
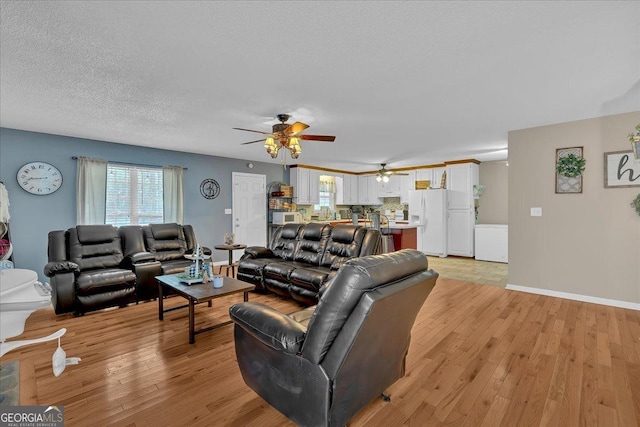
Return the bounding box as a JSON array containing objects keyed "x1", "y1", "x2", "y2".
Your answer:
[{"x1": 214, "y1": 244, "x2": 247, "y2": 278}]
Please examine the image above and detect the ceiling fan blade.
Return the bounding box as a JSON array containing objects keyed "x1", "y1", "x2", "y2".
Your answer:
[
  {"x1": 300, "y1": 134, "x2": 336, "y2": 142},
  {"x1": 392, "y1": 172, "x2": 410, "y2": 176},
  {"x1": 284, "y1": 121, "x2": 309, "y2": 135},
  {"x1": 240, "y1": 138, "x2": 267, "y2": 145},
  {"x1": 233, "y1": 127, "x2": 271, "y2": 135}
]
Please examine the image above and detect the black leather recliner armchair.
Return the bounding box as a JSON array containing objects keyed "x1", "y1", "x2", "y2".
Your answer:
[
  {"x1": 44, "y1": 225, "x2": 137, "y2": 315},
  {"x1": 229, "y1": 249, "x2": 438, "y2": 427}
]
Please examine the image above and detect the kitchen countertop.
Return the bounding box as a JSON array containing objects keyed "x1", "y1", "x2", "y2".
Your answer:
[{"x1": 304, "y1": 220, "x2": 418, "y2": 229}]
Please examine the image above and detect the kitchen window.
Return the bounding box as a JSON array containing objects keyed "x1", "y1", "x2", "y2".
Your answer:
[{"x1": 314, "y1": 176, "x2": 337, "y2": 213}]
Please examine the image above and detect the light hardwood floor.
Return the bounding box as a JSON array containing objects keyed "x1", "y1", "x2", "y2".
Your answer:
[{"x1": 4, "y1": 268, "x2": 639, "y2": 426}]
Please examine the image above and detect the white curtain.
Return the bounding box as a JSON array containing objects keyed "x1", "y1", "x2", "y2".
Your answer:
[
  {"x1": 76, "y1": 157, "x2": 107, "y2": 224},
  {"x1": 163, "y1": 165, "x2": 184, "y2": 224}
]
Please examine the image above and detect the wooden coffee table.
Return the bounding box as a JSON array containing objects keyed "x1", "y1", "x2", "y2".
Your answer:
[{"x1": 156, "y1": 274, "x2": 255, "y2": 344}]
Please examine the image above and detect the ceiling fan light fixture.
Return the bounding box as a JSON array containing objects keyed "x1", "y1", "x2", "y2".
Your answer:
[
  {"x1": 376, "y1": 175, "x2": 382, "y2": 182},
  {"x1": 264, "y1": 137, "x2": 275, "y2": 148},
  {"x1": 382, "y1": 175, "x2": 389, "y2": 183}
]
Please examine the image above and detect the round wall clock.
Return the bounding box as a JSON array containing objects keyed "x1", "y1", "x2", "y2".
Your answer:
[
  {"x1": 16, "y1": 161, "x2": 63, "y2": 195},
  {"x1": 200, "y1": 178, "x2": 220, "y2": 199}
]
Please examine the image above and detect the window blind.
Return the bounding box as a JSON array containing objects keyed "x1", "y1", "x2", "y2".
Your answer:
[{"x1": 105, "y1": 164, "x2": 163, "y2": 226}]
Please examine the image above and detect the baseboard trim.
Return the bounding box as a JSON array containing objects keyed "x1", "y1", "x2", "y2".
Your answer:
[{"x1": 506, "y1": 284, "x2": 640, "y2": 311}]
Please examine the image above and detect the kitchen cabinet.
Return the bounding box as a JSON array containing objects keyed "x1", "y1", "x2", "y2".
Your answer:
[
  {"x1": 400, "y1": 170, "x2": 415, "y2": 204},
  {"x1": 377, "y1": 175, "x2": 401, "y2": 197},
  {"x1": 341, "y1": 174, "x2": 359, "y2": 205},
  {"x1": 447, "y1": 209, "x2": 475, "y2": 257},
  {"x1": 445, "y1": 162, "x2": 479, "y2": 257},
  {"x1": 431, "y1": 167, "x2": 446, "y2": 189},
  {"x1": 446, "y1": 163, "x2": 479, "y2": 210},
  {"x1": 290, "y1": 167, "x2": 320, "y2": 205},
  {"x1": 358, "y1": 175, "x2": 380, "y2": 205},
  {"x1": 415, "y1": 169, "x2": 431, "y2": 183}
]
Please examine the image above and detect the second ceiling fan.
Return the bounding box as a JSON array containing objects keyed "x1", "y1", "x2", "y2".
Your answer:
[
  {"x1": 375, "y1": 163, "x2": 409, "y2": 182},
  {"x1": 234, "y1": 114, "x2": 336, "y2": 159}
]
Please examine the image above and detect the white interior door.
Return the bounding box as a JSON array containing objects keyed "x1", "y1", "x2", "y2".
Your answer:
[{"x1": 232, "y1": 172, "x2": 266, "y2": 262}]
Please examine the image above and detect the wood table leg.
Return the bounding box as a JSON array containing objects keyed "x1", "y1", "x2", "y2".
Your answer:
[
  {"x1": 244, "y1": 291, "x2": 249, "y2": 302},
  {"x1": 189, "y1": 299, "x2": 195, "y2": 344}
]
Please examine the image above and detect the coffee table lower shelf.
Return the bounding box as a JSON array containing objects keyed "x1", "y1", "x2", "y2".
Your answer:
[{"x1": 156, "y1": 274, "x2": 255, "y2": 344}]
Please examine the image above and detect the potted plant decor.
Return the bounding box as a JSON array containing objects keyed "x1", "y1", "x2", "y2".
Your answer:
[{"x1": 556, "y1": 153, "x2": 586, "y2": 178}]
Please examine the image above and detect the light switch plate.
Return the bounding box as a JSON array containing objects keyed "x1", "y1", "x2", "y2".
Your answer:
[
  {"x1": 530, "y1": 207, "x2": 542, "y2": 217},
  {"x1": 224, "y1": 208, "x2": 232, "y2": 215}
]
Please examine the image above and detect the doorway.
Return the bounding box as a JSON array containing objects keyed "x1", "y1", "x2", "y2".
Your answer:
[{"x1": 232, "y1": 172, "x2": 267, "y2": 262}]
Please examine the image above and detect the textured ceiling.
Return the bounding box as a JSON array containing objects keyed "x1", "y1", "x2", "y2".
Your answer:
[{"x1": 1, "y1": 1, "x2": 639, "y2": 172}]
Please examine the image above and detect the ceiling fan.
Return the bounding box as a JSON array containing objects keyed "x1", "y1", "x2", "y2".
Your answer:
[
  {"x1": 375, "y1": 163, "x2": 409, "y2": 182},
  {"x1": 234, "y1": 114, "x2": 336, "y2": 159}
]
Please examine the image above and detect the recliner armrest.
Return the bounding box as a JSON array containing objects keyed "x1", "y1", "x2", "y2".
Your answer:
[
  {"x1": 129, "y1": 252, "x2": 156, "y2": 264},
  {"x1": 243, "y1": 246, "x2": 275, "y2": 258},
  {"x1": 44, "y1": 261, "x2": 79, "y2": 277},
  {"x1": 229, "y1": 302, "x2": 306, "y2": 354}
]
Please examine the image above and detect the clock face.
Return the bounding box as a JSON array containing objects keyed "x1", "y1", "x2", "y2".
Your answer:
[
  {"x1": 200, "y1": 178, "x2": 220, "y2": 199},
  {"x1": 17, "y1": 161, "x2": 63, "y2": 195}
]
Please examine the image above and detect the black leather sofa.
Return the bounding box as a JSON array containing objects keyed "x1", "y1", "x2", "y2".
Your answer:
[
  {"x1": 44, "y1": 223, "x2": 207, "y2": 315},
  {"x1": 230, "y1": 249, "x2": 438, "y2": 427},
  {"x1": 237, "y1": 223, "x2": 381, "y2": 305}
]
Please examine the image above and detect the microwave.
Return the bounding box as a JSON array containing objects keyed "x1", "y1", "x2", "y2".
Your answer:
[{"x1": 272, "y1": 211, "x2": 303, "y2": 225}]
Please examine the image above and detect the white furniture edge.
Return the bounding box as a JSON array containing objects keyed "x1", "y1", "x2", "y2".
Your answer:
[{"x1": 506, "y1": 283, "x2": 640, "y2": 311}]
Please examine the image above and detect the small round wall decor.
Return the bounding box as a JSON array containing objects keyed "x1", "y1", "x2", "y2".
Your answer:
[{"x1": 200, "y1": 178, "x2": 220, "y2": 199}]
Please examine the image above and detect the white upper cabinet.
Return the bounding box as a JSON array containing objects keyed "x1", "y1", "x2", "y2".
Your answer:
[
  {"x1": 377, "y1": 175, "x2": 401, "y2": 197},
  {"x1": 342, "y1": 174, "x2": 359, "y2": 205},
  {"x1": 415, "y1": 169, "x2": 432, "y2": 184},
  {"x1": 446, "y1": 163, "x2": 479, "y2": 210},
  {"x1": 400, "y1": 170, "x2": 416, "y2": 204},
  {"x1": 358, "y1": 175, "x2": 380, "y2": 205},
  {"x1": 290, "y1": 167, "x2": 320, "y2": 205},
  {"x1": 308, "y1": 169, "x2": 320, "y2": 204},
  {"x1": 431, "y1": 167, "x2": 446, "y2": 189}
]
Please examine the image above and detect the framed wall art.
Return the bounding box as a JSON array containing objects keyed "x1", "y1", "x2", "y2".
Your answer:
[
  {"x1": 604, "y1": 150, "x2": 640, "y2": 188},
  {"x1": 556, "y1": 147, "x2": 585, "y2": 194}
]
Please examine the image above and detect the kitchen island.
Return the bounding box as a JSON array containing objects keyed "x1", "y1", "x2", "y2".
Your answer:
[
  {"x1": 381, "y1": 223, "x2": 418, "y2": 250},
  {"x1": 301, "y1": 220, "x2": 418, "y2": 251}
]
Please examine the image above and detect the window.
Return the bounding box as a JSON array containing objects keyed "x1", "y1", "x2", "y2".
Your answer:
[
  {"x1": 106, "y1": 164, "x2": 163, "y2": 226},
  {"x1": 314, "y1": 175, "x2": 337, "y2": 213},
  {"x1": 314, "y1": 191, "x2": 336, "y2": 212}
]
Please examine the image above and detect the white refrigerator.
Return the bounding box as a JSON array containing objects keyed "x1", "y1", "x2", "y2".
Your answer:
[{"x1": 408, "y1": 189, "x2": 448, "y2": 257}]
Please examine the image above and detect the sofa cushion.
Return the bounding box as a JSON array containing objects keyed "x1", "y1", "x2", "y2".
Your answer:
[
  {"x1": 77, "y1": 225, "x2": 118, "y2": 244},
  {"x1": 238, "y1": 256, "x2": 278, "y2": 276},
  {"x1": 264, "y1": 261, "x2": 299, "y2": 282},
  {"x1": 289, "y1": 266, "x2": 332, "y2": 292},
  {"x1": 143, "y1": 223, "x2": 187, "y2": 261},
  {"x1": 271, "y1": 224, "x2": 304, "y2": 260},
  {"x1": 76, "y1": 268, "x2": 136, "y2": 295},
  {"x1": 320, "y1": 225, "x2": 366, "y2": 267},
  {"x1": 69, "y1": 226, "x2": 125, "y2": 271},
  {"x1": 293, "y1": 223, "x2": 331, "y2": 266}
]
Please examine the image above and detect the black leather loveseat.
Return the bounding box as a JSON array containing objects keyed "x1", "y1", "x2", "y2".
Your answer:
[
  {"x1": 230, "y1": 249, "x2": 438, "y2": 426},
  {"x1": 44, "y1": 223, "x2": 207, "y2": 315},
  {"x1": 237, "y1": 223, "x2": 381, "y2": 305}
]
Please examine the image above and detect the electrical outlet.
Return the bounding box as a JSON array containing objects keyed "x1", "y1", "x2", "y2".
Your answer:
[
  {"x1": 224, "y1": 208, "x2": 232, "y2": 215},
  {"x1": 530, "y1": 207, "x2": 542, "y2": 217}
]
